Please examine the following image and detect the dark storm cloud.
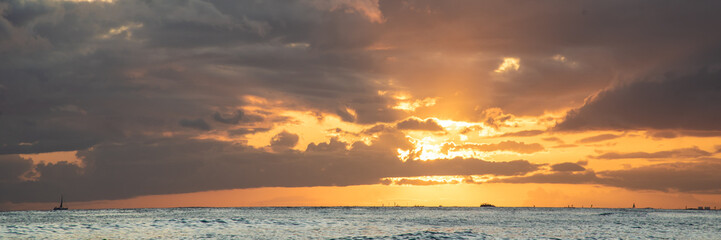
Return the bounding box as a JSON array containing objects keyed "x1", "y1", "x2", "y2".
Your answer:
[
  {"x1": 0, "y1": 132, "x2": 541, "y2": 203},
  {"x1": 557, "y1": 69, "x2": 721, "y2": 131},
  {"x1": 4, "y1": 0, "x2": 721, "y2": 154},
  {"x1": 592, "y1": 147, "x2": 712, "y2": 160},
  {"x1": 0, "y1": 125, "x2": 100, "y2": 155},
  {"x1": 1, "y1": 0, "x2": 54, "y2": 27},
  {"x1": 377, "y1": 0, "x2": 721, "y2": 116},
  {"x1": 0, "y1": 0, "x2": 404, "y2": 156}
]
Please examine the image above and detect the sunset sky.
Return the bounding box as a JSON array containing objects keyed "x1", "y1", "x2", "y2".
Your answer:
[{"x1": 2, "y1": 0, "x2": 721, "y2": 211}]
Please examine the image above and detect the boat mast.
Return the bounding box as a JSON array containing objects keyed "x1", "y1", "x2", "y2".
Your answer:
[{"x1": 59, "y1": 195, "x2": 63, "y2": 208}]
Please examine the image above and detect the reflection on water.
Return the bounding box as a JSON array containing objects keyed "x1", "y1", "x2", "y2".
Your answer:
[{"x1": 2, "y1": 207, "x2": 720, "y2": 239}]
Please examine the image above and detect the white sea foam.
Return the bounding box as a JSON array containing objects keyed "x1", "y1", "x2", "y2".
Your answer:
[{"x1": 1, "y1": 207, "x2": 720, "y2": 239}]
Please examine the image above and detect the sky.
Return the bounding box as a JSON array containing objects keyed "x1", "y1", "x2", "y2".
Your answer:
[{"x1": 2, "y1": 0, "x2": 721, "y2": 211}]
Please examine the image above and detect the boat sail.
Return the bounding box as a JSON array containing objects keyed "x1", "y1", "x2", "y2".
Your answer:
[{"x1": 53, "y1": 195, "x2": 68, "y2": 210}]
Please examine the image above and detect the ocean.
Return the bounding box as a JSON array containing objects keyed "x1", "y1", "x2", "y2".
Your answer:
[{"x1": 1, "y1": 207, "x2": 720, "y2": 239}]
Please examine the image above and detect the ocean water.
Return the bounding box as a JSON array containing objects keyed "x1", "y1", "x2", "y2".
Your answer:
[{"x1": 1, "y1": 207, "x2": 720, "y2": 239}]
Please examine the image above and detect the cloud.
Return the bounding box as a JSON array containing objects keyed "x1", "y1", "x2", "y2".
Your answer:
[
  {"x1": 550, "y1": 162, "x2": 586, "y2": 172},
  {"x1": 494, "y1": 162, "x2": 721, "y2": 193},
  {"x1": 213, "y1": 110, "x2": 264, "y2": 125},
  {"x1": 395, "y1": 117, "x2": 444, "y2": 131},
  {"x1": 380, "y1": 177, "x2": 476, "y2": 186},
  {"x1": 270, "y1": 131, "x2": 299, "y2": 151},
  {"x1": 305, "y1": 137, "x2": 347, "y2": 152},
  {"x1": 494, "y1": 171, "x2": 598, "y2": 184},
  {"x1": 396, "y1": 157, "x2": 540, "y2": 177},
  {"x1": 542, "y1": 137, "x2": 563, "y2": 144},
  {"x1": 307, "y1": 0, "x2": 384, "y2": 23},
  {"x1": 496, "y1": 130, "x2": 545, "y2": 138},
  {"x1": 378, "y1": 1, "x2": 721, "y2": 115},
  {"x1": 362, "y1": 117, "x2": 455, "y2": 135},
  {"x1": 599, "y1": 162, "x2": 721, "y2": 193},
  {"x1": 646, "y1": 130, "x2": 721, "y2": 139},
  {"x1": 0, "y1": 133, "x2": 541, "y2": 203},
  {"x1": 592, "y1": 147, "x2": 712, "y2": 160},
  {"x1": 444, "y1": 141, "x2": 545, "y2": 154},
  {"x1": 459, "y1": 125, "x2": 485, "y2": 135},
  {"x1": 0, "y1": 155, "x2": 33, "y2": 182},
  {"x1": 557, "y1": 70, "x2": 721, "y2": 131},
  {"x1": 179, "y1": 118, "x2": 211, "y2": 131},
  {"x1": 551, "y1": 144, "x2": 578, "y2": 148},
  {"x1": 576, "y1": 133, "x2": 623, "y2": 144},
  {"x1": 335, "y1": 108, "x2": 357, "y2": 123},
  {"x1": 227, "y1": 127, "x2": 272, "y2": 136},
  {"x1": 361, "y1": 124, "x2": 391, "y2": 135},
  {"x1": 479, "y1": 108, "x2": 513, "y2": 129}
]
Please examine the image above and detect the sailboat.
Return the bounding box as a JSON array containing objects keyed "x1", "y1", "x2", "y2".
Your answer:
[{"x1": 53, "y1": 195, "x2": 68, "y2": 210}]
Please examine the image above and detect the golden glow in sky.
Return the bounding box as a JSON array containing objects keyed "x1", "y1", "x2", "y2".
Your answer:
[
  {"x1": 3, "y1": 0, "x2": 721, "y2": 211},
  {"x1": 494, "y1": 58, "x2": 521, "y2": 73}
]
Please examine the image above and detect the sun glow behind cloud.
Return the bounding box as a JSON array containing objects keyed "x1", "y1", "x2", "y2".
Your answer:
[
  {"x1": 384, "y1": 90, "x2": 439, "y2": 112},
  {"x1": 392, "y1": 97, "x2": 438, "y2": 112},
  {"x1": 98, "y1": 23, "x2": 143, "y2": 39},
  {"x1": 381, "y1": 175, "x2": 492, "y2": 185},
  {"x1": 494, "y1": 57, "x2": 521, "y2": 73},
  {"x1": 397, "y1": 136, "x2": 492, "y2": 161},
  {"x1": 395, "y1": 119, "x2": 508, "y2": 161}
]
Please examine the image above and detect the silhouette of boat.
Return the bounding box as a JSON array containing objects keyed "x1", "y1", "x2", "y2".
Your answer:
[
  {"x1": 480, "y1": 203, "x2": 496, "y2": 207},
  {"x1": 53, "y1": 195, "x2": 68, "y2": 210}
]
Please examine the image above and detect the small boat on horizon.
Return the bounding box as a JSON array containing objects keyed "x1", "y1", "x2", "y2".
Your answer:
[
  {"x1": 53, "y1": 195, "x2": 68, "y2": 211},
  {"x1": 480, "y1": 203, "x2": 496, "y2": 207}
]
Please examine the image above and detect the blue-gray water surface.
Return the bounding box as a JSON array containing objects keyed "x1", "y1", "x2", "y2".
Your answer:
[{"x1": 1, "y1": 207, "x2": 720, "y2": 239}]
